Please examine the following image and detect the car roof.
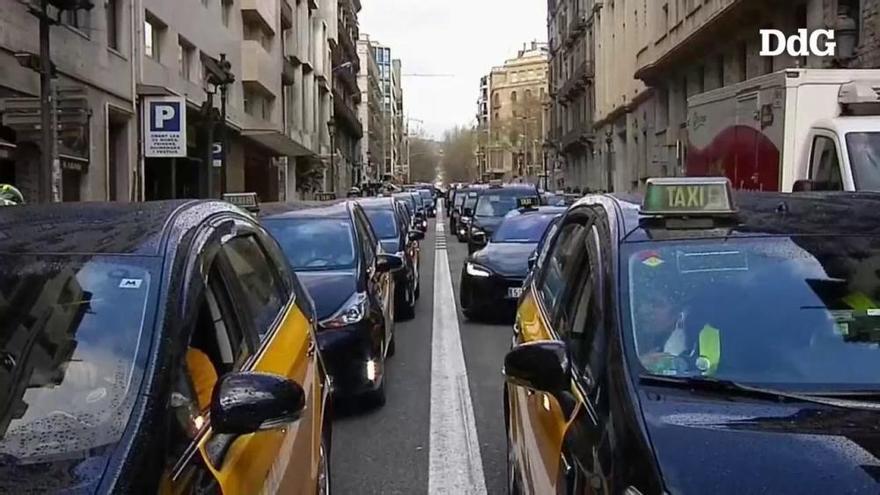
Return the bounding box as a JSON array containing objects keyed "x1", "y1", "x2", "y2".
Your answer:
[
  {"x1": 476, "y1": 185, "x2": 539, "y2": 196},
  {"x1": 596, "y1": 190, "x2": 880, "y2": 242},
  {"x1": 0, "y1": 200, "x2": 230, "y2": 256},
  {"x1": 507, "y1": 206, "x2": 568, "y2": 217},
  {"x1": 356, "y1": 197, "x2": 397, "y2": 209},
  {"x1": 260, "y1": 201, "x2": 352, "y2": 220}
]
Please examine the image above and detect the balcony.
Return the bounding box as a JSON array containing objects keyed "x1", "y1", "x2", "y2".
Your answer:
[
  {"x1": 561, "y1": 125, "x2": 595, "y2": 152},
  {"x1": 282, "y1": 57, "x2": 296, "y2": 86},
  {"x1": 336, "y1": 22, "x2": 360, "y2": 70},
  {"x1": 333, "y1": 89, "x2": 364, "y2": 139},
  {"x1": 559, "y1": 60, "x2": 594, "y2": 102},
  {"x1": 242, "y1": 40, "x2": 277, "y2": 96},
  {"x1": 241, "y1": 0, "x2": 276, "y2": 35}
]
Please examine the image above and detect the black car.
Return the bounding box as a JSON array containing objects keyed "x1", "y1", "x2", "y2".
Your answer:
[
  {"x1": 357, "y1": 197, "x2": 424, "y2": 320},
  {"x1": 261, "y1": 201, "x2": 403, "y2": 405},
  {"x1": 393, "y1": 192, "x2": 426, "y2": 232},
  {"x1": 465, "y1": 184, "x2": 541, "y2": 253},
  {"x1": 416, "y1": 189, "x2": 436, "y2": 217},
  {"x1": 506, "y1": 177, "x2": 880, "y2": 495},
  {"x1": 455, "y1": 190, "x2": 481, "y2": 242},
  {"x1": 459, "y1": 205, "x2": 564, "y2": 320},
  {"x1": 0, "y1": 200, "x2": 331, "y2": 494}
]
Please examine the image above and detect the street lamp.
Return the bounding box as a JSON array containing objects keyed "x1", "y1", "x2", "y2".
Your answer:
[{"x1": 327, "y1": 120, "x2": 337, "y2": 193}]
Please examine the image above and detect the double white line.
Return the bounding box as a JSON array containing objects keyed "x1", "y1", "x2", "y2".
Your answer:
[{"x1": 428, "y1": 216, "x2": 488, "y2": 495}]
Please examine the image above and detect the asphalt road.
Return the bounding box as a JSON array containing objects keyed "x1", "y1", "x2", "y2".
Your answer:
[{"x1": 331, "y1": 212, "x2": 512, "y2": 495}]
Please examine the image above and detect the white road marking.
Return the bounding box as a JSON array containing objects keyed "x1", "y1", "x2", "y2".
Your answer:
[{"x1": 429, "y1": 217, "x2": 488, "y2": 495}]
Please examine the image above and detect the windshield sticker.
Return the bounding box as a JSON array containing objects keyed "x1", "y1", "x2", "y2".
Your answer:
[
  {"x1": 119, "y1": 278, "x2": 143, "y2": 289},
  {"x1": 638, "y1": 250, "x2": 665, "y2": 268},
  {"x1": 677, "y1": 250, "x2": 748, "y2": 274}
]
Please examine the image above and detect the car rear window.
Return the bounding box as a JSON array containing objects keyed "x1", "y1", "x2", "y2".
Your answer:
[
  {"x1": 364, "y1": 208, "x2": 400, "y2": 239},
  {"x1": 493, "y1": 214, "x2": 559, "y2": 243},
  {"x1": 264, "y1": 218, "x2": 357, "y2": 271}
]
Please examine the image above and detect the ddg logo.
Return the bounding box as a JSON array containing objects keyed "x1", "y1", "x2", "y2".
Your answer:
[{"x1": 759, "y1": 29, "x2": 837, "y2": 57}]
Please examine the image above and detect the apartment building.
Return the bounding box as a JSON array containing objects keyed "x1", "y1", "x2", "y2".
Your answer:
[
  {"x1": 0, "y1": 0, "x2": 137, "y2": 202},
  {"x1": 329, "y1": 0, "x2": 363, "y2": 191},
  {"x1": 357, "y1": 34, "x2": 385, "y2": 182},
  {"x1": 391, "y1": 58, "x2": 407, "y2": 182},
  {"x1": 475, "y1": 74, "x2": 490, "y2": 179},
  {"x1": 547, "y1": 0, "x2": 597, "y2": 191},
  {"x1": 486, "y1": 42, "x2": 549, "y2": 182},
  {"x1": 371, "y1": 41, "x2": 400, "y2": 180}
]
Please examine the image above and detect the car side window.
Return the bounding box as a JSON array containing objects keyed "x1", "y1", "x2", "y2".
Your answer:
[
  {"x1": 566, "y1": 225, "x2": 604, "y2": 375},
  {"x1": 353, "y1": 208, "x2": 378, "y2": 263},
  {"x1": 810, "y1": 135, "x2": 843, "y2": 191},
  {"x1": 222, "y1": 235, "x2": 286, "y2": 339},
  {"x1": 537, "y1": 221, "x2": 587, "y2": 326}
]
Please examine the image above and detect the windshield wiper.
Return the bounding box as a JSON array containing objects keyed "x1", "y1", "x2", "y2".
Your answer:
[{"x1": 639, "y1": 374, "x2": 880, "y2": 411}]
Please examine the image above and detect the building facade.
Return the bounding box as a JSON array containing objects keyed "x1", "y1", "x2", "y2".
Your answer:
[
  {"x1": 486, "y1": 42, "x2": 549, "y2": 182},
  {"x1": 0, "y1": 0, "x2": 137, "y2": 202},
  {"x1": 475, "y1": 74, "x2": 490, "y2": 179},
  {"x1": 551, "y1": 0, "x2": 879, "y2": 193},
  {"x1": 0, "y1": 0, "x2": 343, "y2": 203},
  {"x1": 391, "y1": 58, "x2": 407, "y2": 182},
  {"x1": 330, "y1": 0, "x2": 363, "y2": 191},
  {"x1": 371, "y1": 42, "x2": 401, "y2": 180},
  {"x1": 357, "y1": 33, "x2": 385, "y2": 182}
]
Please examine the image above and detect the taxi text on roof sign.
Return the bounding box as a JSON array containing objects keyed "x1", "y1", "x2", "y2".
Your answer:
[
  {"x1": 517, "y1": 196, "x2": 538, "y2": 209},
  {"x1": 223, "y1": 192, "x2": 259, "y2": 212},
  {"x1": 641, "y1": 177, "x2": 737, "y2": 216}
]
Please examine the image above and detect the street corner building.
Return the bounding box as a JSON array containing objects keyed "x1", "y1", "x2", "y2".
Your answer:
[{"x1": 0, "y1": 0, "x2": 355, "y2": 203}]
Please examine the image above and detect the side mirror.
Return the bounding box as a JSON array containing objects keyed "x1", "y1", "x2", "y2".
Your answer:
[
  {"x1": 211, "y1": 372, "x2": 305, "y2": 435},
  {"x1": 527, "y1": 251, "x2": 538, "y2": 269},
  {"x1": 503, "y1": 340, "x2": 570, "y2": 395},
  {"x1": 408, "y1": 230, "x2": 425, "y2": 241},
  {"x1": 463, "y1": 207, "x2": 474, "y2": 217},
  {"x1": 792, "y1": 179, "x2": 815, "y2": 192},
  {"x1": 472, "y1": 230, "x2": 487, "y2": 246},
  {"x1": 376, "y1": 253, "x2": 404, "y2": 273}
]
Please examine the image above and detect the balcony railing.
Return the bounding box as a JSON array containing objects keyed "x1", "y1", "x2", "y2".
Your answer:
[
  {"x1": 559, "y1": 60, "x2": 594, "y2": 102},
  {"x1": 561, "y1": 124, "x2": 595, "y2": 152},
  {"x1": 333, "y1": 88, "x2": 364, "y2": 139}
]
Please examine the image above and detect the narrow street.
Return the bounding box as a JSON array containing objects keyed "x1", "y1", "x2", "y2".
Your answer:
[{"x1": 332, "y1": 212, "x2": 510, "y2": 495}]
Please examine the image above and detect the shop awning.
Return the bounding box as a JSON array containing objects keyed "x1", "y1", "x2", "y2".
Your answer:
[{"x1": 242, "y1": 129, "x2": 315, "y2": 157}]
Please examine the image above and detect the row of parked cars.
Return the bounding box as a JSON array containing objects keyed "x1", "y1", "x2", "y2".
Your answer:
[{"x1": 0, "y1": 187, "x2": 436, "y2": 493}]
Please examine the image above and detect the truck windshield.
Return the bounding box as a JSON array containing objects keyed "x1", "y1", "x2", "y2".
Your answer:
[
  {"x1": 622, "y1": 237, "x2": 880, "y2": 393},
  {"x1": 846, "y1": 132, "x2": 880, "y2": 190},
  {"x1": 0, "y1": 255, "x2": 156, "y2": 462}
]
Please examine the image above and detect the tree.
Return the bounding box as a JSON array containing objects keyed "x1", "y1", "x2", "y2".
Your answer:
[
  {"x1": 409, "y1": 136, "x2": 441, "y2": 183},
  {"x1": 441, "y1": 126, "x2": 477, "y2": 183}
]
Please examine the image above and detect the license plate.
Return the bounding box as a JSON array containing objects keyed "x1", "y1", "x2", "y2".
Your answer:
[{"x1": 507, "y1": 287, "x2": 523, "y2": 299}]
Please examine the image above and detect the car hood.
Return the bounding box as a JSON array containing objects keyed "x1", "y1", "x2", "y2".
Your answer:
[
  {"x1": 0, "y1": 447, "x2": 113, "y2": 494},
  {"x1": 640, "y1": 389, "x2": 880, "y2": 494},
  {"x1": 472, "y1": 216, "x2": 503, "y2": 234},
  {"x1": 471, "y1": 242, "x2": 537, "y2": 278},
  {"x1": 295, "y1": 270, "x2": 358, "y2": 320}
]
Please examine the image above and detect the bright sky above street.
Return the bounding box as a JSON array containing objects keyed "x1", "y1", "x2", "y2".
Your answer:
[{"x1": 359, "y1": 0, "x2": 547, "y2": 139}]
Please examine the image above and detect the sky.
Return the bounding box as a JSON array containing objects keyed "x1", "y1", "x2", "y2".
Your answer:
[{"x1": 359, "y1": 0, "x2": 547, "y2": 140}]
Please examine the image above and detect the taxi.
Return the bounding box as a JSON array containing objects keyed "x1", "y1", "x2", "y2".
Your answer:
[
  {"x1": 0, "y1": 200, "x2": 329, "y2": 494},
  {"x1": 504, "y1": 178, "x2": 880, "y2": 495}
]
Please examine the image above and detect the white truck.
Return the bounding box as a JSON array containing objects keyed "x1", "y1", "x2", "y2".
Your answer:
[{"x1": 686, "y1": 68, "x2": 880, "y2": 192}]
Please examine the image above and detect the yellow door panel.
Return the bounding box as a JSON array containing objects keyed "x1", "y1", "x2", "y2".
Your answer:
[{"x1": 199, "y1": 304, "x2": 321, "y2": 495}]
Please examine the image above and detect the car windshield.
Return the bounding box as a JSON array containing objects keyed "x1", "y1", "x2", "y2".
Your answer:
[
  {"x1": 364, "y1": 208, "x2": 399, "y2": 239},
  {"x1": 0, "y1": 255, "x2": 156, "y2": 461},
  {"x1": 463, "y1": 196, "x2": 478, "y2": 213},
  {"x1": 454, "y1": 194, "x2": 466, "y2": 208},
  {"x1": 493, "y1": 214, "x2": 559, "y2": 243},
  {"x1": 475, "y1": 193, "x2": 532, "y2": 217},
  {"x1": 846, "y1": 132, "x2": 880, "y2": 191},
  {"x1": 264, "y1": 218, "x2": 357, "y2": 271},
  {"x1": 623, "y1": 237, "x2": 880, "y2": 392}
]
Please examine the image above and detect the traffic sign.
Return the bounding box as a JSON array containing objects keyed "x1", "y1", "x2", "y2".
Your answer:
[{"x1": 144, "y1": 96, "x2": 186, "y2": 157}]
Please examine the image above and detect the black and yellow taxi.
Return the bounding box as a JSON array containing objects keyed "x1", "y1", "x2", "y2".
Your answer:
[
  {"x1": 505, "y1": 178, "x2": 880, "y2": 495},
  {"x1": 0, "y1": 200, "x2": 329, "y2": 494}
]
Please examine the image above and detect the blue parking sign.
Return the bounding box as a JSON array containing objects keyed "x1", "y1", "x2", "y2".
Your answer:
[{"x1": 143, "y1": 96, "x2": 187, "y2": 157}]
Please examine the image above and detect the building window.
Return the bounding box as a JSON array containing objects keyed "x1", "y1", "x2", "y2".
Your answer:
[
  {"x1": 178, "y1": 37, "x2": 194, "y2": 80},
  {"x1": 64, "y1": 8, "x2": 91, "y2": 35},
  {"x1": 222, "y1": 0, "x2": 233, "y2": 27},
  {"x1": 738, "y1": 42, "x2": 748, "y2": 82},
  {"x1": 511, "y1": 91, "x2": 517, "y2": 103},
  {"x1": 145, "y1": 15, "x2": 163, "y2": 60},
  {"x1": 717, "y1": 54, "x2": 725, "y2": 88},
  {"x1": 105, "y1": 0, "x2": 119, "y2": 49}
]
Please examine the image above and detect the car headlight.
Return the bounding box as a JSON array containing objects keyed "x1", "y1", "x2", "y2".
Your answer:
[
  {"x1": 462, "y1": 217, "x2": 472, "y2": 225},
  {"x1": 623, "y1": 488, "x2": 644, "y2": 495},
  {"x1": 320, "y1": 292, "x2": 368, "y2": 328},
  {"x1": 466, "y1": 262, "x2": 491, "y2": 278},
  {"x1": 470, "y1": 226, "x2": 484, "y2": 236}
]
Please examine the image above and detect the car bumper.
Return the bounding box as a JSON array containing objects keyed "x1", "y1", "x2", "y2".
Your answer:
[
  {"x1": 317, "y1": 324, "x2": 383, "y2": 397},
  {"x1": 462, "y1": 272, "x2": 524, "y2": 313}
]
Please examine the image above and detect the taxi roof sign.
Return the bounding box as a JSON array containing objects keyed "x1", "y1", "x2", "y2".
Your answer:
[
  {"x1": 641, "y1": 177, "x2": 737, "y2": 216},
  {"x1": 316, "y1": 192, "x2": 337, "y2": 201},
  {"x1": 517, "y1": 196, "x2": 539, "y2": 210},
  {"x1": 222, "y1": 192, "x2": 259, "y2": 212}
]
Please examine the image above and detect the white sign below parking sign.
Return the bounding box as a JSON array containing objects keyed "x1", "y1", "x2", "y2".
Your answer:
[{"x1": 144, "y1": 96, "x2": 187, "y2": 157}]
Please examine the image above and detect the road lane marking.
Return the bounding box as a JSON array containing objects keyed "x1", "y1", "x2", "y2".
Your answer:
[{"x1": 429, "y1": 218, "x2": 487, "y2": 495}]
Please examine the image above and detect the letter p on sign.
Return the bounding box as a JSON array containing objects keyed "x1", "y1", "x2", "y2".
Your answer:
[{"x1": 150, "y1": 101, "x2": 181, "y2": 132}]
